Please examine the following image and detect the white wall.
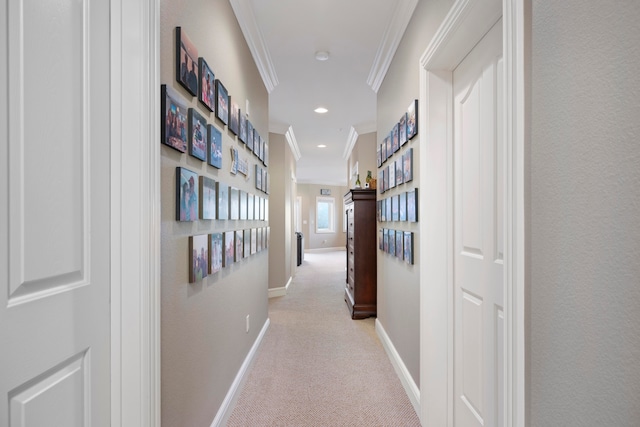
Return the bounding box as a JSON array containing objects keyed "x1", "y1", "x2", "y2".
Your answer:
[{"x1": 529, "y1": 1, "x2": 640, "y2": 424}]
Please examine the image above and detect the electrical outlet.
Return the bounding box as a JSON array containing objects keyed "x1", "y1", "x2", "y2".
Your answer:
[{"x1": 246, "y1": 315, "x2": 250, "y2": 333}]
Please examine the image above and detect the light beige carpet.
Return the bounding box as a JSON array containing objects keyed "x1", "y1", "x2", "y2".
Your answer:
[{"x1": 227, "y1": 250, "x2": 421, "y2": 426}]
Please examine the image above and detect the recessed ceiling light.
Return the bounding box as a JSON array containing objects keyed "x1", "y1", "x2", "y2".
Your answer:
[
  {"x1": 314, "y1": 107, "x2": 328, "y2": 114},
  {"x1": 317, "y1": 144, "x2": 327, "y2": 148},
  {"x1": 315, "y1": 51, "x2": 330, "y2": 61}
]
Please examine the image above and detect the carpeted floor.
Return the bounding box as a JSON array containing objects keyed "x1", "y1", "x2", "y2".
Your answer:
[{"x1": 227, "y1": 250, "x2": 421, "y2": 426}]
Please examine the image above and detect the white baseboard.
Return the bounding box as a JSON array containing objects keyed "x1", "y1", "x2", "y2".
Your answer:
[
  {"x1": 268, "y1": 276, "x2": 292, "y2": 298},
  {"x1": 375, "y1": 319, "x2": 421, "y2": 417},
  {"x1": 210, "y1": 317, "x2": 270, "y2": 427}
]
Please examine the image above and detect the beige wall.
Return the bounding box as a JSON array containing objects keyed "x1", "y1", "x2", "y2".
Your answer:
[
  {"x1": 376, "y1": 0, "x2": 453, "y2": 389},
  {"x1": 347, "y1": 132, "x2": 378, "y2": 188},
  {"x1": 160, "y1": 0, "x2": 269, "y2": 425},
  {"x1": 268, "y1": 132, "x2": 297, "y2": 290},
  {"x1": 297, "y1": 183, "x2": 349, "y2": 250},
  {"x1": 529, "y1": 1, "x2": 640, "y2": 424}
]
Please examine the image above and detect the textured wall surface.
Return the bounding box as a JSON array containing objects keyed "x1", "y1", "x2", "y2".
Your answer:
[{"x1": 530, "y1": 1, "x2": 640, "y2": 425}]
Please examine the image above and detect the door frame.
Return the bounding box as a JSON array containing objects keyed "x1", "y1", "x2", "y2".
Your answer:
[
  {"x1": 418, "y1": 0, "x2": 528, "y2": 425},
  {"x1": 110, "y1": 0, "x2": 161, "y2": 425}
]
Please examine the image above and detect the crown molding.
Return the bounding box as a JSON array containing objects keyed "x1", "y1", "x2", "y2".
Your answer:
[
  {"x1": 229, "y1": 0, "x2": 279, "y2": 93},
  {"x1": 366, "y1": 0, "x2": 419, "y2": 93},
  {"x1": 285, "y1": 126, "x2": 302, "y2": 161},
  {"x1": 343, "y1": 126, "x2": 359, "y2": 160}
]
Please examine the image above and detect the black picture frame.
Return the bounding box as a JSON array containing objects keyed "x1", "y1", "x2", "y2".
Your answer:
[
  {"x1": 198, "y1": 58, "x2": 215, "y2": 112},
  {"x1": 239, "y1": 113, "x2": 247, "y2": 144},
  {"x1": 161, "y1": 84, "x2": 188, "y2": 153},
  {"x1": 188, "y1": 108, "x2": 207, "y2": 161},
  {"x1": 208, "y1": 124, "x2": 222, "y2": 169},
  {"x1": 175, "y1": 27, "x2": 198, "y2": 96},
  {"x1": 215, "y1": 79, "x2": 229, "y2": 125},
  {"x1": 229, "y1": 100, "x2": 239, "y2": 135},
  {"x1": 246, "y1": 120, "x2": 254, "y2": 151},
  {"x1": 399, "y1": 191, "x2": 407, "y2": 221},
  {"x1": 176, "y1": 167, "x2": 198, "y2": 221},
  {"x1": 403, "y1": 148, "x2": 413, "y2": 183},
  {"x1": 407, "y1": 99, "x2": 418, "y2": 140},
  {"x1": 407, "y1": 188, "x2": 419, "y2": 222},
  {"x1": 404, "y1": 232, "x2": 414, "y2": 264},
  {"x1": 399, "y1": 112, "x2": 408, "y2": 146},
  {"x1": 395, "y1": 229, "x2": 403, "y2": 259}
]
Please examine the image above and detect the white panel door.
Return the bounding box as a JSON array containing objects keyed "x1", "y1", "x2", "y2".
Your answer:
[
  {"x1": 0, "y1": 0, "x2": 111, "y2": 425},
  {"x1": 453, "y1": 18, "x2": 504, "y2": 427}
]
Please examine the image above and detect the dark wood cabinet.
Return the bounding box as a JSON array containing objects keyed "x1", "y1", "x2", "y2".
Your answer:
[{"x1": 344, "y1": 189, "x2": 377, "y2": 319}]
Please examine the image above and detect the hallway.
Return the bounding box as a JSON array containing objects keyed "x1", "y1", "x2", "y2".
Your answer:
[{"x1": 227, "y1": 250, "x2": 420, "y2": 426}]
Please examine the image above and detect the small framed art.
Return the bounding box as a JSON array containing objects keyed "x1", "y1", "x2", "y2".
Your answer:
[
  {"x1": 215, "y1": 79, "x2": 229, "y2": 125},
  {"x1": 176, "y1": 167, "x2": 198, "y2": 221},
  {"x1": 210, "y1": 233, "x2": 223, "y2": 274},
  {"x1": 208, "y1": 124, "x2": 222, "y2": 169},
  {"x1": 223, "y1": 230, "x2": 235, "y2": 267},
  {"x1": 243, "y1": 229, "x2": 251, "y2": 259},
  {"x1": 379, "y1": 229, "x2": 384, "y2": 250},
  {"x1": 235, "y1": 230, "x2": 244, "y2": 262},
  {"x1": 386, "y1": 132, "x2": 393, "y2": 160},
  {"x1": 239, "y1": 190, "x2": 248, "y2": 220},
  {"x1": 216, "y1": 182, "x2": 229, "y2": 220},
  {"x1": 189, "y1": 234, "x2": 208, "y2": 282},
  {"x1": 383, "y1": 229, "x2": 389, "y2": 252},
  {"x1": 176, "y1": 27, "x2": 198, "y2": 96},
  {"x1": 251, "y1": 228, "x2": 257, "y2": 255},
  {"x1": 378, "y1": 170, "x2": 385, "y2": 194},
  {"x1": 389, "y1": 229, "x2": 396, "y2": 255},
  {"x1": 392, "y1": 123, "x2": 400, "y2": 153},
  {"x1": 403, "y1": 148, "x2": 413, "y2": 183},
  {"x1": 253, "y1": 129, "x2": 260, "y2": 157},
  {"x1": 199, "y1": 176, "x2": 216, "y2": 220},
  {"x1": 255, "y1": 165, "x2": 263, "y2": 190},
  {"x1": 247, "y1": 193, "x2": 255, "y2": 220},
  {"x1": 407, "y1": 99, "x2": 418, "y2": 140},
  {"x1": 392, "y1": 195, "x2": 399, "y2": 221},
  {"x1": 377, "y1": 145, "x2": 382, "y2": 167},
  {"x1": 404, "y1": 231, "x2": 414, "y2": 264},
  {"x1": 239, "y1": 113, "x2": 248, "y2": 144},
  {"x1": 395, "y1": 230, "x2": 403, "y2": 259},
  {"x1": 388, "y1": 163, "x2": 396, "y2": 189},
  {"x1": 161, "y1": 85, "x2": 188, "y2": 153},
  {"x1": 381, "y1": 198, "x2": 387, "y2": 222},
  {"x1": 229, "y1": 100, "x2": 239, "y2": 135},
  {"x1": 407, "y1": 188, "x2": 418, "y2": 222},
  {"x1": 188, "y1": 108, "x2": 207, "y2": 161},
  {"x1": 198, "y1": 58, "x2": 215, "y2": 111},
  {"x1": 399, "y1": 112, "x2": 408, "y2": 146},
  {"x1": 395, "y1": 158, "x2": 404, "y2": 186},
  {"x1": 229, "y1": 187, "x2": 239, "y2": 220},
  {"x1": 246, "y1": 121, "x2": 254, "y2": 151},
  {"x1": 399, "y1": 191, "x2": 407, "y2": 221},
  {"x1": 385, "y1": 197, "x2": 391, "y2": 222}
]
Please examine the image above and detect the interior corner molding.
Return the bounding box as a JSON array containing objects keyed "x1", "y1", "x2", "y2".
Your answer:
[
  {"x1": 285, "y1": 126, "x2": 302, "y2": 161},
  {"x1": 343, "y1": 126, "x2": 359, "y2": 160},
  {"x1": 229, "y1": 0, "x2": 279, "y2": 93},
  {"x1": 366, "y1": 0, "x2": 419, "y2": 93}
]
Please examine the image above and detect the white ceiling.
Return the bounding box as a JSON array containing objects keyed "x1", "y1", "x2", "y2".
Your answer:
[{"x1": 231, "y1": 0, "x2": 418, "y2": 186}]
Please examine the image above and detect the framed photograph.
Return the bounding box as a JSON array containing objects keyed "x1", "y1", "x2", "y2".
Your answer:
[
  {"x1": 403, "y1": 148, "x2": 413, "y2": 183},
  {"x1": 229, "y1": 187, "x2": 239, "y2": 220},
  {"x1": 256, "y1": 228, "x2": 263, "y2": 252},
  {"x1": 235, "y1": 230, "x2": 244, "y2": 262},
  {"x1": 215, "y1": 79, "x2": 229, "y2": 125},
  {"x1": 385, "y1": 198, "x2": 391, "y2": 223},
  {"x1": 407, "y1": 99, "x2": 418, "y2": 140},
  {"x1": 404, "y1": 231, "x2": 414, "y2": 264},
  {"x1": 263, "y1": 141, "x2": 269, "y2": 166},
  {"x1": 246, "y1": 121, "x2": 254, "y2": 151},
  {"x1": 395, "y1": 158, "x2": 404, "y2": 186},
  {"x1": 229, "y1": 100, "x2": 239, "y2": 135},
  {"x1": 210, "y1": 233, "x2": 223, "y2": 274},
  {"x1": 216, "y1": 182, "x2": 229, "y2": 220},
  {"x1": 161, "y1": 85, "x2": 188, "y2": 153},
  {"x1": 392, "y1": 195, "x2": 399, "y2": 221},
  {"x1": 223, "y1": 230, "x2": 235, "y2": 267},
  {"x1": 386, "y1": 132, "x2": 393, "y2": 160},
  {"x1": 243, "y1": 229, "x2": 251, "y2": 258},
  {"x1": 255, "y1": 165, "x2": 263, "y2": 190},
  {"x1": 247, "y1": 193, "x2": 255, "y2": 220},
  {"x1": 388, "y1": 163, "x2": 396, "y2": 189},
  {"x1": 230, "y1": 147, "x2": 238, "y2": 175},
  {"x1": 189, "y1": 234, "x2": 208, "y2": 283},
  {"x1": 399, "y1": 112, "x2": 408, "y2": 146},
  {"x1": 389, "y1": 229, "x2": 396, "y2": 255},
  {"x1": 239, "y1": 113, "x2": 248, "y2": 144},
  {"x1": 395, "y1": 229, "x2": 403, "y2": 259},
  {"x1": 262, "y1": 169, "x2": 268, "y2": 193},
  {"x1": 383, "y1": 229, "x2": 389, "y2": 252},
  {"x1": 381, "y1": 138, "x2": 387, "y2": 164},
  {"x1": 381, "y1": 198, "x2": 387, "y2": 222},
  {"x1": 198, "y1": 58, "x2": 215, "y2": 112},
  {"x1": 378, "y1": 170, "x2": 385, "y2": 194},
  {"x1": 379, "y1": 229, "x2": 384, "y2": 250},
  {"x1": 377, "y1": 145, "x2": 382, "y2": 167},
  {"x1": 251, "y1": 228, "x2": 257, "y2": 255},
  {"x1": 392, "y1": 123, "x2": 400, "y2": 153},
  {"x1": 253, "y1": 129, "x2": 260, "y2": 157},
  {"x1": 176, "y1": 27, "x2": 198, "y2": 96},
  {"x1": 176, "y1": 167, "x2": 198, "y2": 221},
  {"x1": 239, "y1": 190, "x2": 247, "y2": 220},
  {"x1": 407, "y1": 188, "x2": 418, "y2": 222},
  {"x1": 399, "y1": 191, "x2": 407, "y2": 221},
  {"x1": 188, "y1": 108, "x2": 207, "y2": 161},
  {"x1": 199, "y1": 176, "x2": 216, "y2": 220},
  {"x1": 208, "y1": 124, "x2": 222, "y2": 169}
]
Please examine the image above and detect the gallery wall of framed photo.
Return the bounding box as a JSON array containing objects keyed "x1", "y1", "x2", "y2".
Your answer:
[{"x1": 376, "y1": 100, "x2": 419, "y2": 265}]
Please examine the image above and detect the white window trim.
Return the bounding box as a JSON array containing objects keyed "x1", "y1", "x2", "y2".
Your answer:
[{"x1": 315, "y1": 196, "x2": 335, "y2": 234}]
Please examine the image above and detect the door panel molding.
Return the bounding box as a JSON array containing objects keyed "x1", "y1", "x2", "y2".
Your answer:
[{"x1": 419, "y1": 0, "x2": 527, "y2": 425}]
